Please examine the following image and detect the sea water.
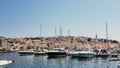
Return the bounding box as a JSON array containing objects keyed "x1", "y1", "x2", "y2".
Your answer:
[{"x1": 0, "y1": 52, "x2": 119, "y2": 68}]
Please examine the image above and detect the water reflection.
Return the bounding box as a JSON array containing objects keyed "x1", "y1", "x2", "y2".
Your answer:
[
  {"x1": 47, "y1": 56, "x2": 67, "y2": 59},
  {"x1": 78, "y1": 57, "x2": 94, "y2": 61}
]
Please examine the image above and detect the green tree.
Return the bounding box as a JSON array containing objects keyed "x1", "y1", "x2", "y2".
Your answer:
[
  {"x1": 26, "y1": 45, "x2": 34, "y2": 50},
  {"x1": 19, "y1": 47, "x2": 24, "y2": 51},
  {"x1": 87, "y1": 38, "x2": 92, "y2": 42},
  {"x1": 36, "y1": 46, "x2": 40, "y2": 51}
]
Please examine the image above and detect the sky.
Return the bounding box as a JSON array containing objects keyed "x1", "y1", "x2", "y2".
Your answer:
[{"x1": 0, "y1": 0, "x2": 120, "y2": 41}]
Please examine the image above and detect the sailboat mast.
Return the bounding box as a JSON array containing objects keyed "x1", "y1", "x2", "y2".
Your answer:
[
  {"x1": 68, "y1": 29, "x2": 70, "y2": 37},
  {"x1": 40, "y1": 24, "x2": 42, "y2": 37},
  {"x1": 68, "y1": 29, "x2": 71, "y2": 42},
  {"x1": 106, "y1": 21, "x2": 109, "y2": 49},
  {"x1": 106, "y1": 22, "x2": 108, "y2": 40},
  {"x1": 55, "y1": 27, "x2": 57, "y2": 37},
  {"x1": 59, "y1": 26, "x2": 63, "y2": 37}
]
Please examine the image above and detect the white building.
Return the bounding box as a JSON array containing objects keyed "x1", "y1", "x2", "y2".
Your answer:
[{"x1": 1, "y1": 41, "x2": 11, "y2": 49}]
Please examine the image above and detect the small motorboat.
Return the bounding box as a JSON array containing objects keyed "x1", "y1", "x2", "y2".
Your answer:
[
  {"x1": 78, "y1": 50, "x2": 95, "y2": 58},
  {"x1": 118, "y1": 63, "x2": 120, "y2": 68},
  {"x1": 0, "y1": 60, "x2": 13, "y2": 68}
]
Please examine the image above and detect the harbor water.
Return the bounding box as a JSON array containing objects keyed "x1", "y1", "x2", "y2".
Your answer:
[{"x1": 0, "y1": 52, "x2": 119, "y2": 68}]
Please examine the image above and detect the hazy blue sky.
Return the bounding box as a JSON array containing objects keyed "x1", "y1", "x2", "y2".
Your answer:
[{"x1": 0, "y1": 0, "x2": 120, "y2": 40}]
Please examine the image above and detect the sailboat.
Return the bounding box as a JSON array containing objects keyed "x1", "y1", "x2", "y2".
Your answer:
[
  {"x1": 34, "y1": 24, "x2": 47, "y2": 56},
  {"x1": 34, "y1": 46, "x2": 47, "y2": 55},
  {"x1": 46, "y1": 27, "x2": 67, "y2": 57},
  {"x1": 96, "y1": 22, "x2": 110, "y2": 57}
]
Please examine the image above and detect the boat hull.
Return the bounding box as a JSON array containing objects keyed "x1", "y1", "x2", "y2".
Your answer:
[
  {"x1": 68, "y1": 52, "x2": 81, "y2": 58},
  {"x1": 95, "y1": 54, "x2": 109, "y2": 57},
  {"x1": 111, "y1": 55, "x2": 118, "y2": 57},
  {"x1": 18, "y1": 52, "x2": 33, "y2": 54},
  {"x1": 34, "y1": 52, "x2": 47, "y2": 55},
  {"x1": 18, "y1": 51, "x2": 34, "y2": 55},
  {"x1": 46, "y1": 52, "x2": 67, "y2": 57}
]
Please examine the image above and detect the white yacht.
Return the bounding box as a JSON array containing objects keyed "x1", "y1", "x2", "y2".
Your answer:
[
  {"x1": 67, "y1": 51, "x2": 81, "y2": 57},
  {"x1": 78, "y1": 50, "x2": 95, "y2": 58},
  {"x1": 46, "y1": 48, "x2": 67, "y2": 57},
  {"x1": 96, "y1": 49, "x2": 110, "y2": 57},
  {"x1": 110, "y1": 51, "x2": 118, "y2": 57},
  {"x1": 0, "y1": 60, "x2": 13, "y2": 68},
  {"x1": 109, "y1": 50, "x2": 118, "y2": 57},
  {"x1": 18, "y1": 50, "x2": 34, "y2": 55},
  {"x1": 68, "y1": 49, "x2": 95, "y2": 58}
]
